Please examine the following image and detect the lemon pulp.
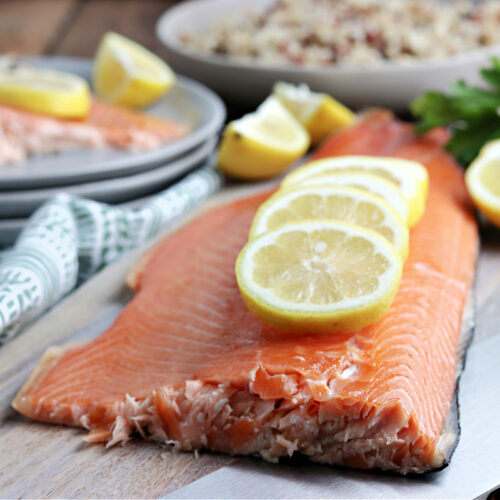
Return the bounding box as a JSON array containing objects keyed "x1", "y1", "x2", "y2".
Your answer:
[
  {"x1": 93, "y1": 32, "x2": 175, "y2": 107},
  {"x1": 466, "y1": 144, "x2": 500, "y2": 227},
  {"x1": 217, "y1": 96, "x2": 310, "y2": 180},
  {"x1": 296, "y1": 172, "x2": 409, "y2": 225},
  {"x1": 236, "y1": 220, "x2": 403, "y2": 334},
  {"x1": 282, "y1": 156, "x2": 428, "y2": 227},
  {"x1": 250, "y1": 185, "x2": 409, "y2": 260},
  {"x1": 273, "y1": 82, "x2": 355, "y2": 145}
]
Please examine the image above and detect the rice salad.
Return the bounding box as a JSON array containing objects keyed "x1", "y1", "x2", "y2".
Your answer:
[{"x1": 180, "y1": 0, "x2": 500, "y2": 68}]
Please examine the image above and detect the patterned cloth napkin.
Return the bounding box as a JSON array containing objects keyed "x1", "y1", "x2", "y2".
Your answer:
[{"x1": 0, "y1": 166, "x2": 221, "y2": 345}]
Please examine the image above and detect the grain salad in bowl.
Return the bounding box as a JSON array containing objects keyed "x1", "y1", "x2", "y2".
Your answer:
[
  {"x1": 156, "y1": 0, "x2": 500, "y2": 109},
  {"x1": 179, "y1": 0, "x2": 500, "y2": 69}
]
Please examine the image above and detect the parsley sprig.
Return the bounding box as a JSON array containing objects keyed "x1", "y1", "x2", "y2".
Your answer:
[{"x1": 411, "y1": 57, "x2": 500, "y2": 166}]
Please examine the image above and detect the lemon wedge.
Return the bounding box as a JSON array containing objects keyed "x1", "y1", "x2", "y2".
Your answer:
[
  {"x1": 217, "y1": 96, "x2": 310, "y2": 180},
  {"x1": 466, "y1": 141, "x2": 500, "y2": 227},
  {"x1": 282, "y1": 156, "x2": 429, "y2": 227},
  {"x1": 93, "y1": 32, "x2": 175, "y2": 107},
  {"x1": 250, "y1": 185, "x2": 409, "y2": 260},
  {"x1": 0, "y1": 67, "x2": 90, "y2": 118},
  {"x1": 296, "y1": 172, "x2": 409, "y2": 225},
  {"x1": 273, "y1": 82, "x2": 355, "y2": 145},
  {"x1": 236, "y1": 220, "x2": 403, "y2": 334}
]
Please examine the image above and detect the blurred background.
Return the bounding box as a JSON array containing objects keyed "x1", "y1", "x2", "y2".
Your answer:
[
  {"x1": 3, "y1": 0, "x2": 500, "y2": 115},
  {"x1": 0, "y1": 0, "x2": 173, "y2": 57}
]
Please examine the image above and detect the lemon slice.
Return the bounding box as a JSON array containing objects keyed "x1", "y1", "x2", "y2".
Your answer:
[
  {"x1": 236, "y1": 220, "x2": 403, "y2": 334},
  {"x1": 217, "y1": 96, "x2": 310, "y2": 180},
  {"x1": 296, "y1": 172, "x2": 409, "y2": 225},
  {"x1": 0, "y1": 67, "x2": 90, "y2": 118},
  {"x1": 250, "y1": 185, "x2": 409, "y2": 260},
  {"x1": 273, "y1": 82, "x2": 355, "y2": 146},
  {"x1": 93, "y1": 32, "x2": 175, "y2": 107},
  {"x1": 465, "y1": 141, "x2": 500, "y2": 227},
  {"x1": 282, "y1": 156, "x2": 429, "y2": 227}
]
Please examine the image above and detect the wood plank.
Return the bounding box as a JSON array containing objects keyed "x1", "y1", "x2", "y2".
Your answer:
[
  {"x1": 0, "y1": 0, "x2": 76, "y2": 55},
  {"x1": 54, "y1": 0, "x2": 178, "y2": 57},
  {"x1": 0, "y1": 183, "x2": 494, "y2": 495},
  {"x1": 0, "y1": 417, "x2": 234, "y2": 498},
  {"x1": 0, "y1": 183, "x2": 498, "y2": 497}
]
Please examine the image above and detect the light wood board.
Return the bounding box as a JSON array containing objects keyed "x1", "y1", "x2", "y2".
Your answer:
[
  {"x1": 0, "y1": 185, "x2": 499, "y2": 498},
  {"x1": 0, "y1": 0, "x2": 76, "y2": 55}
]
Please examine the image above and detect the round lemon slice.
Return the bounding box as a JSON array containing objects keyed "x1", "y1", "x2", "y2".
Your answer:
[
  {"x1": 217, "y1": 96, "x2": 310, "y2": 180},
  {"x1": 273, "y1": 81, "x2": 355, "y2": 145},
  {"x1": 250, "y1": 185, "x2": 409, "y2": 260},
  {"x1": 296, "y1": 172, "x2": 409, "y2": 225},
  {"x1": 282, "y1": 156, "x2": 429, "y2": 227},
  {"x1": 93, "y1": 32, "x2": 175, "y2": 107},
  {"x1": 0, "y1": 67, "x2": 90, "y2": 118},
  {"x1": 465, "y1": 141, "x2": 500, "y2": 227},
  {"x1": 236, "y1": 220, "x2": 403, "y2": 334}
]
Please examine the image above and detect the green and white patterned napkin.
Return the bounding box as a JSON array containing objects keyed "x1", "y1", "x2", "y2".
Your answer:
[{"x1": 0, "y1": 166, "x2": 221, "y2": 344}]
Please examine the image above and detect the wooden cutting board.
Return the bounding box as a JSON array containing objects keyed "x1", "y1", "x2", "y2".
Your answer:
[{"x1": 0, "y1": 184, "x2": 498, "y2": 498}]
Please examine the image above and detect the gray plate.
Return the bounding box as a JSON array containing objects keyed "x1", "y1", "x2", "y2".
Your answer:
[
  {"x1": 0, "y1": 137, "x2": 216, "y2": 220},
  {"x1": 0, "y1": 56, "x2": 225, "y2": 190}
]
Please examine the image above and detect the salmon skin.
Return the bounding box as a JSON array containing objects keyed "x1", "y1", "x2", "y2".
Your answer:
[
  {"x1": 0, "y1": 99, "x2": 188, "y2": 166},
  {"x1": 12, "y1": 111, "x2": 478, "y2": 474}
]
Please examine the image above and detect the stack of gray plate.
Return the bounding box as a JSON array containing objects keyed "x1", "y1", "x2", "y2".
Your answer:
[{"x1": 0, "y1": 57, "x2": 226, "y2": 246}]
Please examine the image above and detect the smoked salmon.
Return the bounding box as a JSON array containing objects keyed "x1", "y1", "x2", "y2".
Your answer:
[
  {"x1": 0, "y1": 99, "x2": 187, "y2": 166},
  {"x1": 12, "y1": 111, "x2": 478, "y2": 474}
]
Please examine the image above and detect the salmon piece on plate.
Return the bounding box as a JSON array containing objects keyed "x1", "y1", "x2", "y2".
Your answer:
[
  {"x1": 12, "y1": 111, "x2": 478, "y2": 474},
  {"x1": 0, "y1": 99, "x2": 188, "y2": 166}
]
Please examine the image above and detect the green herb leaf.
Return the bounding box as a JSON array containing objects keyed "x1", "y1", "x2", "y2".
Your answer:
[
  {"x1": 446, "y1": 113, "x2": 500, "y2": 165},
  {"x1": 410, "y1": 92, "x2": 457, "y2": 133},
  {"x1": 449, "y1": 81, "x2": 500, "y2": 118},
  {"x1": 411, "y1": 57, "x2": 500, "y2": 166},
  {"x1": 480, "y1": 57, "x2": 500, "y2": 89}
]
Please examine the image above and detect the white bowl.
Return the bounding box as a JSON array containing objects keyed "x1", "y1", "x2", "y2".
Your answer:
[{"x1": 156, "y1": 0, "x2": 500, "y2": 110}]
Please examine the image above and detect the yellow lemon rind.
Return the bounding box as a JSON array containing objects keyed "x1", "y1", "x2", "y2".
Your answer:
[
  {"x1": 465, "y1": 154, "x2": 500, "y2": 228},
  {"x1": 236, "y1": 220, "x2": 403, "y2": 334},
  {"x1": 93, "y1": 32, "x2": 175, "y2": 108},
  {"x1": 272, "y1": 82, "x2": 355, "y2": 146},
  {"x1": 304, "y1": 96, "x2": 356, "y2": 146},
  {"x1": 282, "y1": 155, "x2": 428, "y2": 227},
  {"x1": 217, "y1": 125, "x2": 308, "y2": 180},
  {"x1": 249, "y1": 185, "x2": 409, "y2": 261},
  {"x1": 294, "y1": 172, "x2": 410, "y2": 225},
  {"x1": 0, "y1": 69, "x2": 90, "y2": 118},
  {"x1": 217, "y1": 98, "x2": 310, "y2": 180}
]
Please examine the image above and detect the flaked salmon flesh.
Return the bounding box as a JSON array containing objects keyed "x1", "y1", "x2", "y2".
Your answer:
[
  {"x1": 12, "y1": 111, "x2": 478, "y2": 474},
  {"x1": 0, "y1": 99, "x2": 188, "y2": 166}
]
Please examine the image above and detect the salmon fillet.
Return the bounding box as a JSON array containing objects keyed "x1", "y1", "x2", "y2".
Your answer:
[
  {"x1": 12, "y1": 111, "x2": 478, "y2": 474},
  {"x1": 86, "y1": 99, "x2": 188, "y2": 151},
  {"x1": 0, "y1": 99, "x2": 188, "y2": 166}
]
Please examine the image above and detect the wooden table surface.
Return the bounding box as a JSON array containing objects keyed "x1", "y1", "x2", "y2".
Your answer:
[
  {"x1": 0, "y1": 1, "x2": 499, "y2": 497},
  {"x1": 0, "y1": 0, "x2": 178, "y2": 58},
  {"x1": 0, "y1": 186, "x2": 498, "y2": 498}
]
